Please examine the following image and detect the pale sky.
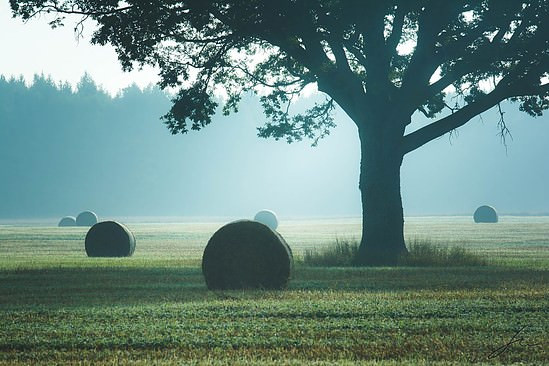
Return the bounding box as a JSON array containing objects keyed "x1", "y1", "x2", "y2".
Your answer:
[{"x1": 0, "y1": 0, "x2": 159, "y2": 94}]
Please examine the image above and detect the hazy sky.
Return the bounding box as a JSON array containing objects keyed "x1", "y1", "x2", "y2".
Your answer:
[{"x1": 0, "y1": 1, "x2": 158, "y2": 93}]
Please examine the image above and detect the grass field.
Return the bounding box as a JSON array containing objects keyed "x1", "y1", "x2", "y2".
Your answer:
[{"x1": 0, "y1": 217, "x2": 548, "y2": 365}]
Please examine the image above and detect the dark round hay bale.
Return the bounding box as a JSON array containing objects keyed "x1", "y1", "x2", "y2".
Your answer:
[
  {"x1": 58, "y1": 216, "x2": 76, "y2": 227},
  {"x1": 254, "y1": 209, "x2": 279, "y2": 230},
  {"x1": 202, "y1": 220, "x2": 293, "y2": 290},
  {"x1": 76, "y1": 211, "x2": 98, "y2": 226},
  {"x1": 85, "y1": 221, "x2": 136, "y2": 257},
  {"x1": 473, "y1": 205, "x2": 498, "y2": 223}
]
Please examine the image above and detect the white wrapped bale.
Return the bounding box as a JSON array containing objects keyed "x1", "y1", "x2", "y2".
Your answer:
[
  {"x1": 254, "y1": 209, "x2": 279, "y2": 230},
  {"x1": 76, "y1": 211, "x2": 98, "y2": 226},
  {"x1": 473, "y1": 205, "x2": 498, "y2": 223},
  {"x1": 58, "y1": 216, "x2": 76, "y2": 227}
]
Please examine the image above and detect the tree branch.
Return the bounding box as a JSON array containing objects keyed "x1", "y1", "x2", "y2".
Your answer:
[
  {"x1": 386, "y1": 4, "x2": 406, "y2": 53},
  {"x1": 404, "y1": 79, "x2": 548, "y2": 154},
  {"x1": 343, "y1": 40, "x2": 368, "y2": 67},
  {"x1": 40, "y1": 4, "x2": 134, "y2": 17},
  {"x1": 233, "y1": 63, "x2": 306, "y2": 89},
  {"x1": 405, "y1": 5, "x2": 542, "y2": 118},
  {"x1": 326, "y1": 39, "x2": 353, "y2": 76},
  {"x1": 360, "y1": 5, "x2": 391, "y2": 91},
  {"x1": 402, "y1": 82, "x2": 510, "y2": 154},
  {"x1": 400, "y1": 3, "x2": 459, "y2": 99}
]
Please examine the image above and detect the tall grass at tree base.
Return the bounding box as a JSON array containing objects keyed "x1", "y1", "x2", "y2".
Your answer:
[
  {"x1": 398, "y1": 238, "x2": 488, "y2": 267},
  {"x1": 303, "y1": 238, "x2": 359, "y2": 267},
  {"x1": 302, "y1": 238, "x2": 487, "y2": 267}
]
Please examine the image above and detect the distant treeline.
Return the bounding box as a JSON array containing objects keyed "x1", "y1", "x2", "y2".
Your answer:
[
  {"x1": 1, "y1": 74, "x2": 548, "y2": 219},
  {"x1": 0, "y1": 73, "x2": 169, "y2": 125},
  {"x1": 0, "y1": 74, "x2": 359, "y2": 219},
  {"x1": 0, "y1": 74, "x2": 180, "y2": 218}
]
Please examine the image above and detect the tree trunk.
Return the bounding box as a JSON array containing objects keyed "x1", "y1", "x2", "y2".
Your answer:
[{"x1": 355, "y1": 125, "x2": 407, "y2": 266}]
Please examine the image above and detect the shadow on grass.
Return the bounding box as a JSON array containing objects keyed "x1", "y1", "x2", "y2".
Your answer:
[
  {"x1": 1, "y1": 265, "x2": 547, "y2": 309},
  {"x1": 291, "y1": 266, "x2": 548, "y2": 291},
  {"x1": 0, "y1": 266, "x2": 207, "y2": 309}
]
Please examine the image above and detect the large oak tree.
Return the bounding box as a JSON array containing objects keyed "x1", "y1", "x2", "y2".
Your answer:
[{"x1": 11, "y1": 0, "x2": 549, "y2": 264}]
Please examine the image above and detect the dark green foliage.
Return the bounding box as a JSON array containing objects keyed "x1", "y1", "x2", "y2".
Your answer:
[
  {"x1": 85, "y1": 221, "x2": 136, "y2": 257},
  {"x1": 398, "y1": 239, "x2": 487, "y2": 267},
  {"x1": 257, "y1": 97, "x2": 336, "y2": 146},
  {"x1": 303, "y1": 238, "x2": 359, "y2": 267},
  {"x1": 163, "y1": 84, "x2": 219, "y2": 134},
  {"x1": 202, "y1": 220, "x2": 293, "y2": 290},
  {"x1": 76, "y1": 211, "x2": 98, "y2": 227},
  {"x1": 58, "y1": 216, "x2": 76, "y2": 227},
  {"x1": 474, "y1": 205, "x2": 499, "y2": 223}
]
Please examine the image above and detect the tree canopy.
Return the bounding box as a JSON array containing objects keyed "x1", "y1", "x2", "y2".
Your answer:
[{"x1": 11, "y1": 0, "x2": 549, "y2": 148}]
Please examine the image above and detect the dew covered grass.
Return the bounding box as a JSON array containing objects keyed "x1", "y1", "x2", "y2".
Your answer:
[{"x1": 0, "y1": 217, "x2": 547, "y2": 365}]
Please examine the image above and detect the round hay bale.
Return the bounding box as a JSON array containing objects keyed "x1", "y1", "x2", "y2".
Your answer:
[
  {"x1": 254, "y1": 209, "x2": 279, "y2": 230},
  {"x1": 58, "y1": 216, "x2": 76, "y2": 227},
  {"x1": 202, "y1": 220, "x2": 293, "y2": 290},
  {"x1": 76, "y1": 211, "x2": 98, "y2": 227},
  {"x1": 473, "y1": 205, "x2": 498, "y2": 223},
  {"x1": 85, "y1": 221, "x2": 136, "y2": 257}
]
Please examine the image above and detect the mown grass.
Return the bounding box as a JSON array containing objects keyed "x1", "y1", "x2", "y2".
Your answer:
[
  {"x1": 0, "y1": 217, "x2": 548, "y2": 365},
  {"x1": 1, "y1": 265, "x2": 547, "y2": 365}
]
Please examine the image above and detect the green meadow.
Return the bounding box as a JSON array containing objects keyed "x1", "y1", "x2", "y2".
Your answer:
[{"x1": 0, "y1": 217, "x2": 548, "y2": 365}]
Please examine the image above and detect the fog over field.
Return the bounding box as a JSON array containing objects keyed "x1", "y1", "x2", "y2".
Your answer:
[{"x1": 0, "y1": 75, "x2": 548, "y2": 220}]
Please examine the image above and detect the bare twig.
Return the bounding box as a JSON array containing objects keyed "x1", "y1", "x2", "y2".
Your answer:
[
  {"x1": 496, "y1": 102, "x2": 513, "y2": 152},
  {"x1": 43, "y1": 4, "x2": 134, "y2": 17}
]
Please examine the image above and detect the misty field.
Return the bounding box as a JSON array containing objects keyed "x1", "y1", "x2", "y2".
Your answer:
[{"x1": 0, "y1": 217, "x2": 547, "y2": 365}]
